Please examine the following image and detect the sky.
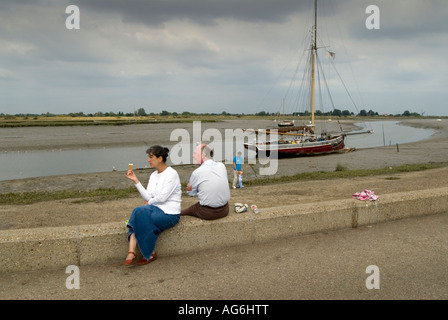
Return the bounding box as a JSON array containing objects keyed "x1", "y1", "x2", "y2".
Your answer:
[{"x1": 0, "y1": 0, "x2": 447, "y2": 116}]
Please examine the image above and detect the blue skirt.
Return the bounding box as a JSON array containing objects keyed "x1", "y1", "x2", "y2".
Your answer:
[{"x1": 127, "y1": 205, "x2": 180, "y2": 259}]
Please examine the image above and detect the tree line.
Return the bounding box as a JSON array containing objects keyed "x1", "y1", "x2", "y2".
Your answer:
[
  {"x1": 2, "y1": 108, "x2": 423, "y2": 118},
  {"x1": 257, "y1": 109, "x2": 422, "y2": 117}
]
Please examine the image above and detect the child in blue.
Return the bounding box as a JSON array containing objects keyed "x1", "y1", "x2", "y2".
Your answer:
[
  {"x1": 232, "y1": 151, "x2": 244, "y2": 189},
  {"x1": 237, "y1": 172, "x2": 243, "y2": 188}
]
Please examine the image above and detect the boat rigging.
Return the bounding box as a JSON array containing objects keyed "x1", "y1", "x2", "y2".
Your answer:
[{"x1": 245, "y1": 0, "x2": 355, "y2": 156}]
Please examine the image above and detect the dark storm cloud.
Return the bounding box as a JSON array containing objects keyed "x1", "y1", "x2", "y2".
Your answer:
[
  {"x1": 347, "y1": 0, "x2": 448, "y2": 41},
  {"x1": 75, "y1": 0, "x2": 322, "y2": 26},
  {"x1": 1, "y1": 0, "x2": 447, "y2": 116}
]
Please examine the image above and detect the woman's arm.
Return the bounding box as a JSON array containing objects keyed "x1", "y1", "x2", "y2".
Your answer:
[
  {"x1": 134, "y1": 170, "x2": 179, "y2": 205},
  {"x1": 126, "y1": 169, "x2": 153, "y2": 202},
  {"x1": 146, "y1": 174, "x2": 178, "y2": 206},
  {"x1": 135, "y1": 179, "x2": 152, "y2": 202}
]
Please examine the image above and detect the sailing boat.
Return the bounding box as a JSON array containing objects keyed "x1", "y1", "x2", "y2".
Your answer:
[
  {"x1": 277, "y1": 119, "x2": 295, "y2": 127},
  {"x1": 245, "y1": 0, "x2": 347, "y2": 156},
  {"x1": 277, "y1": 98, "x2": 295, "y2": 127}
]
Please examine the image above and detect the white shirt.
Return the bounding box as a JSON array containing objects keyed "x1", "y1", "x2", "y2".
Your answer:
[
  {"x1": 135, "y1": 166, "x2": 181, "y2": 215},
  {"x1": 187, "y1": 159, "x2": 230, "y2": 207}
]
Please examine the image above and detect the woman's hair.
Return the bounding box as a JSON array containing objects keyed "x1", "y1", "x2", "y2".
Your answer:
[{"x1": 146, "y1": 145, "x2": 169, "y2": 163}]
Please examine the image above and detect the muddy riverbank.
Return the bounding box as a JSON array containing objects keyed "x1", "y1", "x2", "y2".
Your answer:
[{"x1": 1, "y1": 118, "x2": 447, "y2": 230}]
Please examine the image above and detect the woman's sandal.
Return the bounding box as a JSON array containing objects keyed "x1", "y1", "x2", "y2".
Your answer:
[
  {"x1": 122, "y1": 251, "x2": 137, "y2": 266},
  {"x1": 137, "y1": 251, "x2": 158, "y2": 266}
]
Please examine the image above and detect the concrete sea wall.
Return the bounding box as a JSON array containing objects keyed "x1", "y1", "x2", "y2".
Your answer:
[{"x1": 1, "y1": 187, "x2": 447, "y2": 273}]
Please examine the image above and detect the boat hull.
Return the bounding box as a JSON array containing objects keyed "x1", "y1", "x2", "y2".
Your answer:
[
  {"x1": 244, "y1": 135, "x2": 345, "y2": 156},
  {"x1": 277, "y1": 121, "x2": 294, "y2": 127}
]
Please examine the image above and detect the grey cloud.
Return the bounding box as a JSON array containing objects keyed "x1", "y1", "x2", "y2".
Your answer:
[
  {"x1": 75, "y1": 0, "x2": 319, "y2": 26},
  {"x1": 0, "y1": 0, "x2": 447, "y2": 116},
  {"x1": 347, "y1": 0, "x2": 448, "y2": 41}
]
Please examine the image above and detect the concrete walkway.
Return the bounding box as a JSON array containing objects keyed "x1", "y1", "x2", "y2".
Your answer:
[
  {"x1": 1, "y1": 186, "x2": 447, "y2": 274},
  {"x1": 1, "y1": 212, "x2": 446, "y2": 302}
]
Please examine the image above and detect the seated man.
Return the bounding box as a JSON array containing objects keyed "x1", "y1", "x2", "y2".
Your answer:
[{"x1": 181, "y1": 143, "x2": 230, "y2": 220}]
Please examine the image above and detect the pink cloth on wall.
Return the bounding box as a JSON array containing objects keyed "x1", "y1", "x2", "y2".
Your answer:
[{"x1": 352, "y1": 189, "x2": 379, "y2": 201}]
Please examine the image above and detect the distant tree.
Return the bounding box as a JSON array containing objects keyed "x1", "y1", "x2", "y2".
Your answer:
[
  {"x1": 342, "y1": 110, "x2": 351, "y2": 117},
  {"x1": 69, "y1": 112, "x2": 85, "y2": 117},
  {"x1": 402, "y1": 110, "x2": 420, "y2": 117},
  {"x1": 359, "y1": 109, "x2": 367, "y2": 116},
  {"x1": 136, "y1": 108, "x2": 147, "y2": 116},
  {"x1": 332, "y1": 109, "x2": 342, "y2": 117},
  {"x1": 160, "y1": 110, "x2": 170, "y2": 116}
]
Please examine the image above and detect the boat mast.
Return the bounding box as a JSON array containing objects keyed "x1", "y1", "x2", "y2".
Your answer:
[{"x1": 310, "y1": 0, "x2": 317, "y2": 134}]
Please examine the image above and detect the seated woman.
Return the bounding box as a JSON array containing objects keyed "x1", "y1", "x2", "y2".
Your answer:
[{"x1": 123, "y1": 145, "x2": 181, "y2": 266}]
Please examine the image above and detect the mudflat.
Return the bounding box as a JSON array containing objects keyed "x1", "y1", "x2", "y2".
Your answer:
[{"x1": 1, "y1": 118, "x2": 447, "y2": 230}]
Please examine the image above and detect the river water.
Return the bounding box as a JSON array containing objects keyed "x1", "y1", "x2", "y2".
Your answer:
[
  {"x1": 0, "y1": 120, "x2": 436, "y2": 181},
  {"x1": 344, "y1": 120, "x2": 435, "y2": 149}
]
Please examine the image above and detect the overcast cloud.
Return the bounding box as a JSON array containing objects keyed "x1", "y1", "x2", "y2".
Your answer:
[{"x1": 0, "y1": 0, "x2": 447, "y2": 116}]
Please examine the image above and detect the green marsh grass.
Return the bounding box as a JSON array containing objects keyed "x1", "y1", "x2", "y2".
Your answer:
[{"x1": 1, "y1": 162, "x2": 446, "y2": 205}]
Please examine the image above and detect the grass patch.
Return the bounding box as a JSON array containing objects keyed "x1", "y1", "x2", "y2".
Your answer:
[
  {"x1": 0, "y1": 187, "x2": 138, "y2": 206},
  {"x1": 1, "y1": 162, "x2": 447, "y2": 205},
  {"x1": 243, "y1": 162, "x2": 447, "y2": 187},
  {"x1": 335, "y1": 163, "x2": 347, "y2": 172}
]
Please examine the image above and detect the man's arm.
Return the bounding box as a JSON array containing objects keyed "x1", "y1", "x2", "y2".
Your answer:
[{"x1": 186, "y1": 172, "x2": 199, "y2": 196}]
